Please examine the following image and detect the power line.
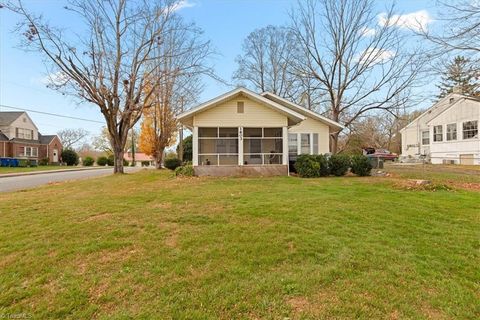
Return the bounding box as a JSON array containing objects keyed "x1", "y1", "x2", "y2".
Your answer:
[{"x1": 0, "y1": 104, "x2": 104, "y2": 124}]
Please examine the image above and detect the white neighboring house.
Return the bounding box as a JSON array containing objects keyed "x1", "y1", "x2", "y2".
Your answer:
[{"x1": 400, "y1": 93, "x2": 480, "y2": 165}]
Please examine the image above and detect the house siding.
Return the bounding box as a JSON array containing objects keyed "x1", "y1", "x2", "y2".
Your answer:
[
  {"x1": 193, "y1": 97, "x2": 288, "y2": 127},
  {"x1": 288, "y1": 118, "x2": 330, "y2": 154}
]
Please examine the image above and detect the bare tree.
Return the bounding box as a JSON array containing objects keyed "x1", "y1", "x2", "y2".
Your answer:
[
  {"x1": 419, "y1": 1, "x2": 480, "y2": 59},
  {"x1": 6, "y1": 0, "x2": 194, "y2": 173},
  {"x1": 233, "y1": 26, "x2": 302, "y2": 101},
  {"x1": 57, "y1": 128, "x2": 89, "y2": 149},
  {"x1": 290, "y1": 0, "x2": 426, "y2": 153},
  {"x1": 139, "y1": 14, "x2": 209, "y2": 169}
]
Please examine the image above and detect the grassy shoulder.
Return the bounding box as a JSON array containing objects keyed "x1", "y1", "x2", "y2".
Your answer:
[
  {"x1": 0, "y1": 170, "x2": 478, "y2": 319},
  {"x1": 0, "y1": 165, "x2": 65, "y2": 174}
]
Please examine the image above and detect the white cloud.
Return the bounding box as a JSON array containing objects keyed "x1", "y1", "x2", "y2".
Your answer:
[
  {"x1": 360, "y1": 26, "x2": 376, "y2": 37},
  {"x1": 378, "y1": 10, "x2": 433, "y2": 32},
  {"x1": 41, "y1": 71, "x2": 69, "y2": 87},
  {"x1": 170, "y1": 0, "x2": 196, "y2": 12},
  {"x1": 357, "y1": 48, "x2": 395, "y2": 64}
]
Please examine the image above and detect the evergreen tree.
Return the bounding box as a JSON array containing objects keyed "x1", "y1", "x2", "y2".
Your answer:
[{"x1": 437, "y1": 56, "x2": 479, "y2": 98}]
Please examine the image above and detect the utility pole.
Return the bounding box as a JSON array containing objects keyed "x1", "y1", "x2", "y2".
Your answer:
[
  {"x1": 131, "y1": 128, "x2": 136, "y2": 166},
  {"x1": 178, "y1": 95, "x2": 184, "y2": 162}
]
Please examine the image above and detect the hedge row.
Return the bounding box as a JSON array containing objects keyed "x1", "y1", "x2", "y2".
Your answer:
[{"x1": 294, "y1": 154, "x2": 372, "y2": 178}]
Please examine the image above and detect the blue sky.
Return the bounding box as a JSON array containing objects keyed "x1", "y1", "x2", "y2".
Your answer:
[{"x1": 0, "y1": 0, "x2": 439, "y2": 141}]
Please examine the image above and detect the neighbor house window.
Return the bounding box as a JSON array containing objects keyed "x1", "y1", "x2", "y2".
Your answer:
[
  {"x1": 15, "y1": 128, "x2": 33, "y2": 140},
  {"x1": 300, "y1": 134, "x2": 311, "y2": 154},
  {"x1": 421, "y1": 131, "x2": 429, "y2": 145},
  {"x1": 198, "y1": 127, "x2": 238, "y2": 166},
  {"x1": 463, "y1": 120, "x2": 478, "y2": 139},
  {"x1": 446, "y1": 123, "x2": 457, "y2": 141},
  {"x1": 243, "y1": 127, "x2": 282, "y2": 165},
  {"x1": 433, "y1": 125, "x2": 443, "y2": 142},
  {"x1": 19, "y1": 146, "x2": 37, "y2": 157},
  {"x1": 237, "y1": 101, "x2": 244, "y2": 113}
]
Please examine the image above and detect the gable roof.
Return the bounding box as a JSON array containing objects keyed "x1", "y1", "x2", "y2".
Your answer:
[
  {"x1": 177, "y1": 87, "x2": 306, "y2": 127},
  {"x1": 425, "y1": 95, "x2": 480, "y2": 125},
  {"x1": 0, "y1": 112, "x2": 24, "y2": 126},
  {"x1": 39, "y1": 133, "x2": 57, "y2": 145},
  {"x1": 400, "y1": 93, "x2": 478, "y2": 132},
  {"x1": 260, "y1": 92, "x2": 345, "y2": 130},
  {"x1": 0, "y1": 131, "x2": 8, "y2": 141}
]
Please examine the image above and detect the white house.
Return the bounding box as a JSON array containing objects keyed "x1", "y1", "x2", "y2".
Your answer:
[
  {"x1": 400, "y1": 93, "x2": 480, "y2": 165},
  {"x1": 177, "y1": 87, "x2": 344, "y2": 176}
]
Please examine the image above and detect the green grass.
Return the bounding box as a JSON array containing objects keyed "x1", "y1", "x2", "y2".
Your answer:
[
  {"x1": 385, "y1": 163, "x2": 480, "y2": 185},
  {"x1": 0, "y1": 170, "x2": 478, "y2": 319},
  {"x1": 0, "y1": 165, "x2": 64, "y2": 174}
]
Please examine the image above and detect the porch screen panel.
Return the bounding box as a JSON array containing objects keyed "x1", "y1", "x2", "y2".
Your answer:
[
  {"x1": 243, "y1": 127, "x2": 283, "y2": 165},
  {"x1": 198, "y1": 127, "x2": 238, "y2": 166}
]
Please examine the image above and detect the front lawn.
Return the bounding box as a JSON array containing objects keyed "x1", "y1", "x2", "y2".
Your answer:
[{"x1": 0, "y1": 171, "x2": 478, "y2": 319}]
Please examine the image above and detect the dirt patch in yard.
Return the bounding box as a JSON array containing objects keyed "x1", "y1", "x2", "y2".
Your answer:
[{"x1": 287, "y1": 291, "x2": 339, "y2": 318}]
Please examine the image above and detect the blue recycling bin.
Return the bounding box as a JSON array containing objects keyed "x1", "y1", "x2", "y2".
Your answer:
[
  {"x1": 0, "y1": 158, "x2": 8, "y2": 167},
  {"x1": 10, "y1": 158, "x2": 19, "y2": 167}
]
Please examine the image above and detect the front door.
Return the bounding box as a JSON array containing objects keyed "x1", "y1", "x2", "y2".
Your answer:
[{"x1": 53, "y1": 149, "x2": 58, "y2": 162}]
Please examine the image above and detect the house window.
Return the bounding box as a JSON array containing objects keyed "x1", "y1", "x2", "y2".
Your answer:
[
  {"x1": 421, "y1": 131, "x2": 429, "y2": 145},
  {"x1": 15, "y1": 128, "x2": 33, "y2": 140},
  {"x1": 446, "y1": 123, "x2": 457, "y2": 141},
  {"x1": 301, "y1": 134, "x2": 310, "y2": 154},
  {"x1": 433, "y1": 125, "x2": 443, "y2": 142},
  {"x1": 463, "y1": 121, "x2": 478, "y2": 139},
  {"x1": 237, "y1": 101, "x2": 244, "y2": 113},
  {"x1": 19, "y1": 146, "x2": 37, "y2": 157},
  {"x1": 288, "y1": 134, "x2": 298, "y2": 159},
  {"x1": 313, "y1": 133, "x2": 319, "y2": 154}
]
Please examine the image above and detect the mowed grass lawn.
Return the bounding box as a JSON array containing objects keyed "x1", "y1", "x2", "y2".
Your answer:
[
  {"x1": 0, "y1": 170, "x2": 478, "y2": 319},
  {"x1": 0, "y1": 165, "x2": 63, "y2": 174}
]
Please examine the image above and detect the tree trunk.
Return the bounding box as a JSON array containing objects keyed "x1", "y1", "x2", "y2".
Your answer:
[
  {"x1": 330, "y1": 132, "x2": 339, "y2": 154},
  {"x1": 155, "y1": 147, "x2": 165, "y2": 169},
  {"x1": 113, "y1": 144, "x2": 125, "y2": 174}
]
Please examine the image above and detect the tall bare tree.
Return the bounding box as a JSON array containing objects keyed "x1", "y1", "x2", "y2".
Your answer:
[
  {"x1": 57, "y1": 128, "x2": 89, "y2": 150},
  {"x1": 233, "y1": 26, "x2": 302, "y2": 101},
  {"x1": 420, "y1": 1, "x2": 480, "y2": 59},
  {"x1": 6, "y1": 0, "x2": 195, "y2": 173},
  {"x1": 139, "y1": 14, "x2": 208, "y2": 168},
  {"x1": 290, "y1": 0, "x2": 426, "y2": 153}
]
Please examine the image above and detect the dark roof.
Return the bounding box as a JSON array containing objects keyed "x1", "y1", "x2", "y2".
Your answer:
[
  {"x1": 10, "y1": 138, "x2": 41, "y2": 144},
  {"x1": 39, "y1": 133, "x2": 56, "y2": 144},
  {"x1": 0, "y1": 131, "x2": 8, "y2": 141},
  {"x1": 0, "y1": 112, "x2": 24, "y2": 126}
]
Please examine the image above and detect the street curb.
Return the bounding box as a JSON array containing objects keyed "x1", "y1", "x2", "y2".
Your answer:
[{"x1": 0, "y1": 167, "x2": 112, "y2": 178}]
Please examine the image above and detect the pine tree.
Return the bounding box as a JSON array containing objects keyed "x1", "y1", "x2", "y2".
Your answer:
[{"x1": 437, "y1": 56, "x2": 480, "y2": 98}]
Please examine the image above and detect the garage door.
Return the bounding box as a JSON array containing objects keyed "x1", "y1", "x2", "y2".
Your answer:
[{"x1": 460, "y1": 154, "x2": 474, "y2": 165}]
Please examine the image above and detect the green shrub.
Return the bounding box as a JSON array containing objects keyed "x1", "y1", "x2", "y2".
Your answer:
[
  {"x1": 328, "y1": 154, "x2": 350, "y2": 176},
  {"x1": 61, "y1": 149, "x2": 79, "y2": 166},
  {"x1": 176, "y1": 135, "x2": 192, "y2": 161},
  {"x1": 18, "y1": 159, "x2": 28, "y2": 167},
  {"x1": 294, "y1": 154, "x2": 321, "y2": 178},
  {"x1": 350, "y1": 155, "x2": 372, "y2": 176},
  {"x1": 29, "y1": 160, "x2": 38, "y2": 167},
  {"x1": 141, "y1": 161, "x2": 150, "y2": 167},
  {"x1": 314, "y1": 154, "x2": 329, "y2": 177},
  {"x1": 107, "y1": 155, "x2": 115, "y2": 166},
  {"x1": 174, "y1": 164, "x2": 194, "y2": 177},
  {"x1": 96, "y1": 156, "x2": 109, "y2": 166},
  {"x1": 38, "y1": 158, "x2": 49, "y2": 166},
  {"x1": 164, "y1": 157, "x2": 182, "y2": 170},
  {"x1": 82, "y1": 156, "x2": 95, "y2": 166}
]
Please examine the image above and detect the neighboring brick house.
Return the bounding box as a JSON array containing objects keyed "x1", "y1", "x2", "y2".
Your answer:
[{"x1": 0, "y1": 111, "x2": 63, "y2": 164}]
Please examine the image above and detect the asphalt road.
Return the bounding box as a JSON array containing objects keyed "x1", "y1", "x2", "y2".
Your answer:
[{"x1": 0, "y1": 167, "x2": 142, "y2": 193}]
